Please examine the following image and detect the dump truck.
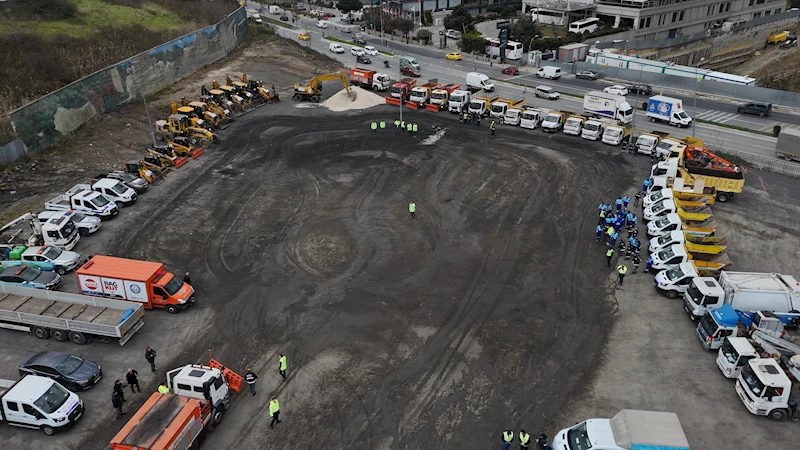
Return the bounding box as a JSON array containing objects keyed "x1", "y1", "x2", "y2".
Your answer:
[
  {"x1": 552, "y1": 409, "x2": 690, "y2": 450},
  {"x1": 408, "y1": 81, "x2": 441, "y2": 105},
  {"x1": 489, "y1": 97, "x2": 524, "y2": 119},
  {"x1": 767, "y1": 30, "x2": 789, "y2": 44},
  {"x1": 643, "y1": 198, "x2": 712, "y2": 222},
  {"x1": 580, "y1": 118, "x2": 611, "y2": 140},
  {"x1": 45, "y1": 186, "x2": 119, "y2": 219},
  {"x1": 1, "y1": 213, "x2": 80, "y2": 252},
  {"x1": 468, "y1": 95, "x2": 499, "y2": 117},
  {"x1": 76, "y1": 255, "x2": 194, "y2": 314},
  {"x1": 110, "y1": 359, "x2": 243, "y2": 450},
  {"x1": 541, "y1": 110, "x2": 571, "y2": 132},
  {"x1": 0, "y1": 283, "x2": 145, "y2": 345},
  {"x1": 635, "y1": 131, "x2": 663, "y2": 155},
  {"x1": 650, "y1": 145, "x2": 744, "y2": 202},
  {"x1": 602, "y1": 123, "x2": 634, "y2": 146},
  {"x1": 520, "y1": 107, "x2": 549, "y2": 129},
  {"x1": 389, "y1": 78, "x2": 416, "y2": 100},
  {"x1": 582, "y1": 90, "x2": 633, "y2": 124},
  {"x1": 648, "y1": 230, "x2": 727, "y2": 254},
  {"x1": 647, "y1": 213, "x2": 717, "y2": 237},
  {"x1": 644, "y1": 181, "x2": 716, "y2": 207},
  {"x1": 562, "y1": 115, "x2": 586, "y2": 136},
  {"x1": 0, "y1": 375, "x2": 84, "y2": 435},
  {"x1": 775, "y1": 127, "x2": 800, "y2": 162},
  {"x1": 429, "y1": 83, "x2": 460, "y2": 110},
  {"x1": 650, "y1": 244, "x2": 731, "y2": 272},
  {"x1": 447, "y1": 90, "x2": 471, "y2": 113}
]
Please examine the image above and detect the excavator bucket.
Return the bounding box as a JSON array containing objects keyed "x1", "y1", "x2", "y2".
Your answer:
[{"x1": 208, "y1": 359, "x2": 244, "y2": 394}]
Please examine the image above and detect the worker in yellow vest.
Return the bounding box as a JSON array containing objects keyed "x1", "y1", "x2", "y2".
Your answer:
[
  {"x1": 409, "y1": 201, "x2": 416, "y2": 219},
  {"x1": 269, "y1": 397, "x2": 281, "y2": 429},
  {"x1": 279, "y1": 354, "x2": 287, "y2": 380},
  {"x1": 617, "y1": 264, "x2": 628, "y2": 285},
  {"x1": 519, "y1": 430, "x2": 531, "y2": 449},
  {"x1": 157, "y1": 383, "x2": 170, "y2": 394},
  {"x1": 502, "y1": 429, "x2": 514, "y2": 450}
]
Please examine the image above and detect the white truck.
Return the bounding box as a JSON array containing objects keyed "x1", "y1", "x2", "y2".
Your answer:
[
  {"x1": 519, "y1": 107, "x2": 549, "y2": 129},
  {"x1": 45, "y1": 186, "x2": 119, "y2": 219},
  {"x1": 37, "y1": 210, "x2": 101, "y2": 237},
  {"x1": 552, "y1": 409, "x2": 690, "y2": 450},
  {"x1": 635, "y1": 132, "x2": 661, "y2": 155},
  {"x1": 448, "y1": 90, "x2": 471, "y2": 113},
  {"x1": 736, "y1": 358, "x2": 795, "y2": 421},
  {"x1": 654, "y1": 262, "x2": 720, "y2": 299},
  {"x1": 718, "y1": 333, "x2": 800, "y2": 379},
  {"x1": 580, "y1": 119, "x2": 609, "y2": 140},
  {"x1": 651, "y1": 244, "x2": 730, "y2": 272},
  {"x1": 0, "y1": 213, "x2": 80, "y2": 252},
  {"x1": 684, "y1": 271, "x2": 800, "y2": 321},
  {"x1": 541, "y1": 110, "x2": 570, "y2": 132},
  {"x1": 582, "y1": 91, "x2": 633, "y2": 124},
  {"x1": 0, "y1": 375, "x2": 84, "y2": 435},
  {"x1": 79, "y1": 179, "x2": 137, "y2": 206},
  {"x1": 602, "y1": 123, "x2": 633, "y2": 146},
  {"x1": 563, "y1": 115, "x2": 586, "y2": 136},
  {"x1": 646, "y1": 95, "x2": 693, "y2": 127}
]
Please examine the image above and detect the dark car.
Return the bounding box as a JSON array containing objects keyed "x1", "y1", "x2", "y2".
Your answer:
[
  {"x1": 0, "y1": 265, "x2": 60, "y2": 290},
  {"x1": 576, "y1": 70, "x2": 597, "y2": 80},
  {"x1": 352, "y1": 34, "x2": 366, "y2": 45},
  {"x1": 356, "y1": 55, "x2": 371, "y2": 64},
  {"x1": 629, "y1": 84, "x2": 652, "y2": 95},
  {"x1": 400, "y1": 66, "x2": 421, "y2": 77},
  {"x1": 20, "y1": 352, "x2": 102, "y2": 391},
  {"x1": 737, "y1": 101, "x2": 772, "y2": 117},
  {"x1": 501, "y1": 66, "x2": 520, "y2": 75},
  {"x1": 280, "y1": 15, "x2": 289, "y2": 21}
]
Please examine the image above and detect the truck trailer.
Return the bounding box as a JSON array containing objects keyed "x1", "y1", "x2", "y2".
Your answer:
[
  {"x1": 582, "y1": 91, "x2": 633, "y2": 124},
  {"x1": 552, "y1": 409, "x2": 690, "y2": 450}
]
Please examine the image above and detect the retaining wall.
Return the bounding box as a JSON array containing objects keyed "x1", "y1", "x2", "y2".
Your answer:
[{"x1": 6, "y1": 6, "x2": 248, "y2": 157}]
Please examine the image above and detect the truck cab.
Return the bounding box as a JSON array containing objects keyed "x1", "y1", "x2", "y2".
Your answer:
[
  {"x1": 563, "y1": 115, "x2": 586, "y2": 135},
  {"x1": 46, "y1": 188, "x2": 119, "y2": 219},
  {"x1": 654, "y1": 262, "x2": 702, "y2": 299},
  {"x1": 717, "y1": 337, "x2": 760, "y2": 379},
  {"x1": 648, "y1": 229, "x2": 685, "y2": 253},
  {"x1": 166, "y1": 363, "x2": 233, "y2": 423},
  {"x1": 580, "y1": 119, "x2": 606, "y2": 140},
  {"x1": 448, "y1": 90, "x2": 470, "y2": 113},
  {"x1": 38, "y1": 210, "x2": 101, "y2": 238},
  {"x1": 643, "y1": 198, "x2": 676, "y2": 221},
  {"x1": 651, "y1": 244, "x2": 689, "y2": 270},
  {"x1": 736, "y1": 358, "x2": 794, "y2": 421},
  {"x1": 389, "y1": 78, "x2": 416, "y2": 99},
  {"x1": 430, "y1": 83, "x2": 460, "y2": 110},
  {"x1": 520, "y1": 108, "x2": 548, "y2": 129},
  {"x1": 87, "y1": 179, "x2": 135, "y2": 207},
  {"x1": 636, "y1": 133, "x2": 660, "y2": 155},
  {"x1": 490, "y1": 98, "x2": 523, "y2": 119},
  {"x1": 682, "y1": 275, "x2": 724, "y2": 318},
  {"x1": 504, "y1": 108, "x2": 523, "y2": 126},
  {"x1": 552, "y1": 410, "x2": 690, "y2": 450},
  {"x1": 0, "y1": 375, "x2": 84, "y2": 435},
  {"x1": 541, "y1": 111, "x2": 567, "y2": 132},
  {"x1": 602, "y1": 124, "x2": 632, "y2": 146},
  {"x1": 644, "y1": 188, "x2": 676, "y2": 209}
]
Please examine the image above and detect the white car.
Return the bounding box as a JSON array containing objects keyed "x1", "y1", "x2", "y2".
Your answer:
[
  {"x1": 351, "y1": 47, "x2": 365, "y2": 56},
  {"x1": 603, "y1": 85, "x2": 629, "y2": 95},
  {"x1": 363, "y1": 45, "x2": 378, "y2": 56},
  {"x1": 329, "y1": 43, "x2": 345, "y2": 53}
]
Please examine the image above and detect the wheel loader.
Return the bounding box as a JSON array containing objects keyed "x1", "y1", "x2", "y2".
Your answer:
[
  {"x1": 181, "y1": 97, "x2": 227, "y2": 129},
  {"x1": 214, "y1": 80, "x2": 250, "y2": 111},
  {"x1": 154, "y1": 113, "x2": 218, "y2": 146},
  {"x1": 241, "y1": 74, "x2": 279, "y2": 104},
  {"x1": 172, "y1": 102, "x2": 211, "y2": 130},
  {"x1": 199, "y1": 87, "x2": 233, "y2": 122},
  {"x1": 146, "y1": 144, "x2": 189, "y2": 168},
  {"x1": 169, "y1": 136, "x2": 204, "y2": 159}
]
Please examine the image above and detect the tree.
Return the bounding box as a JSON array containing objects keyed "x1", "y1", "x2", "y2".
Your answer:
[
  {"x1": 459, "y1": 32, "x2": 488, "y2": 54},
  {"x1": 394, "y1": 18, "x2": 414, "y2": 43},
  {"x1": 510, "y1": 17, "x2": 540, "y2": 51},
  {"x1": 417, "y1": 29, "x2": 432, "y2": 45},
  {"x1": 444, "y1": 6, "x2": 474, "y2": 33},
  {"x1": 336, "y1": 0, "x2": 363, "y2": 14}
]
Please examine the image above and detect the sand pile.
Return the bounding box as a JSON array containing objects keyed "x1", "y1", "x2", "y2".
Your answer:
[{"x1": 322, "y1": 86, "x2": 385, "y2": 112}]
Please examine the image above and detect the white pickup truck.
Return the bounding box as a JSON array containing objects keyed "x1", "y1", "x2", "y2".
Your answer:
[
  {"x1": 0, "y1": 375, "x2": 84, "y2": 435},
  {"x1": 45, "y1": 186, "x2": 119, "y2": 219},
  {"x1": 79, "y1": 179, "x2": 137, "y2": 206}
]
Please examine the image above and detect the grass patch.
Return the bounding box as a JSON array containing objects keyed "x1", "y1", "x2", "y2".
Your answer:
[
  {"x1": 324, "y1": 36, "x2": 395, "y2": 56},
  {"x1": 263, "y1": 17, "x2": 297, "y2": 29},
  {"x1": 695, "y1": 118, "x2": 775, "y2": 137}
]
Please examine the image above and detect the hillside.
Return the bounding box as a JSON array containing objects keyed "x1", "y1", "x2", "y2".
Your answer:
[{"x1": 0, "y1": 0, "x2": 239, "y2": 142}]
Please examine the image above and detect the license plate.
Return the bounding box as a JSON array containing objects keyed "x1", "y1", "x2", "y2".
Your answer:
[{"x1": 74, "y1": 412, "x2": 82, "y2": 421}]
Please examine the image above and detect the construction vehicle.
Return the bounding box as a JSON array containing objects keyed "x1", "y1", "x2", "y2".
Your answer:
[
  {"x1": 146, "y1": 144, "x2": 188, "y2": 169},
  {"x1": 643, "y1": 198, "x2": 712, "y2": 222},
  {"x1": 580, "y1": 118, "x2": 610, "y2": 140},
  {"x1": 687, "y1": 271, "x2": 800, "y2": 323},
  {"x1": 227, "y1": 76, "x2": 256, "y2": 109},
  {"x1": 489, "y1": 97, "x2": 524, "y2": 119},
  {"x1": 635, "y1": 131, "x2": 663, "y2": 155},
  {"x1": 179, "y1": 97, "x2": 225, "y2": 129},
  {"x1": 109, "y1": 358, "x2": 243, "y2": 450},
  {"x1": 1, "y1": 213, "x2": 80, "y2": 252},
  {"x1": 387, "y1": 78, "x2": 417, "y2": 106},
  {"x1": 45, "y1": 186, "x2": 119, "y2": 219},
  {"x1": 717, "y1": 330, "x2": 800, "y2": 378},
  {"x1": 541, "y1": 110, "x2": 572, "y2": 133},
  {"x1": 171, "y1": 101, "x2": 209, "y2": 130},
  {"x1": 447, "y1": 90, "x2": 470, "y2": 113},
  {"x1": 553, "y1": 410, "x2": 690, "y2": 450},
  {"x1": 649, "y1": 230, "x2": 727, "y2": 255},
  {"x1": 650, "y1": 244, "x2": 731, "y2": 273},
  {"x1": 429, "y1": 83, "x2": 460, "y2": 111},
  {"x1": 201, "y1": 85, "x2": 236, "y2": 117},
  {"x1": 562, "y1": 115, "x2": 586, "y2": 136},
  {"x1": 167, "y1": 136, "x2": 204, "y2": 159},
  {"x1": 767, "y1": 30, "x2": 789, "y2": 44},
  {"x1": 348, "y1": 68, "x2": 391, "y2": 91},
  {"x1": 0, "y1": 375, "x2": 84, "y2": 435},
  {"x1": 467, "y1": 95, "x2": 499, "y2": 117},
  {"x1": 698, "y1": 303, "x2": 797, "y2": 349},
  {"x1": 142, "y1": 153, "x2": 172, "y2": 175},
  {"x1": 647, "y1": 212, "x2": 717, "y2": 238},
  {"x1": 650, "y1": 145, "x2": 744, "y2": 202},
  {"x1": 293, "y1": 71, "x2": 350, "y2": 103},
  {"x1": 124, "y1": 160, "x2": 162, "y2": 185},
  {"x1": 216, "y1": 79, "x2": 252, "y2": 110},
  {"x1": 408, "y1": 81, "x2": 441, "y2": 107},
  {"x1": 238, "y1": 74, "x2": 279, "y2": 104},
  {"x1": 154, "y1": 114, "x2": 218, "y2": 148},
  {"x1": 520, "y1": 107, "x2": 549, "y2": 129},
  {"x1": 645, "y1": 176, "x2": 716, "y2": 205},
  {"x1": 602, "y1": 123, "x2": 634, "y2": 145},
  {"x1": 736, "y1": 358, "x2": 797, "y2": 421}
]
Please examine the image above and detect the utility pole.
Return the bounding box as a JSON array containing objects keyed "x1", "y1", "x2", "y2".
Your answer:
[
  {"x1": 692, "y1": 57, "x2": 705, "y2": 137},
  {"x1": 142, "y1": 92, "x2": 156, "y2": 147}
]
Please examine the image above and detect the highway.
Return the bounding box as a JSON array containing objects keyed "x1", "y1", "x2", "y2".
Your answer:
[{"x1": 261, "y1": 11, "x2": 789, "y2": 161}]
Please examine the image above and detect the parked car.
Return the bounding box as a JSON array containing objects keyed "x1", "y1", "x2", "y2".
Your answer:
[
  {"x1": 280, "y1": 15, "x2": 289, "y2": 21},
  {"x1": 363, "y1": 45, "x2": 378, "y2": 56},
  {"x1": 0, "y1": 265, "x2": 60, "y2": 290},
  {"x1": 342, "y1": 27, "x2": 352, "y2": 34},
  {"x1": 445, "y1": 52, "x2": 463, "y2": 61},
  {"x1": 352, "y1": 34, "x2": 366, "y2": 44},
  {"x1": 329, "y1": 43, "x2": 345, "y2": 53},
  {"x1": 535, "y1": 85, "x2": 560, "y2": 100},
  {"x1": 603, "y1": 85, "x2": 629, "y2": 95},
  {"x1": 501, "y1": 66, "x2": 520, "y2": 75},
  {"x1": 356, "y1": 55, "x2": 371, "y2": 64},
  {"x1": 629, "y1": 84, "x2": 653, "y2": 95},
  {"x1": 19, "y1": 352, "x2": 102, "y2": 391},
  {"x1": 576, "y1": 70, "x2": 597, "y2": 80},
  {"x1": 401, "y1": 66, "x2": 421, "y2": 77},
  {"x1": 351, "y1": 47, "x2": 365, "y2": 56},
  {"x1": 445, "y1": 29, "x2": 461, "y2": 40},
  {"x1": 96, "y1": 172, "x2": 148, "y2": 193},
  {"x1": 737, "y1": 101, "x2": 772, "y2": 117}
]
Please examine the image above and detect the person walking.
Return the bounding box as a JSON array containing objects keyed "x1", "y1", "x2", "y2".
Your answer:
[
  {"x1": 519, "y1": 430, "x2": 531, "y2": 449},
  {"x1": 370, "y1": 121, "x2": 378, "y2": 133},
  {"x1": 595, "y1": 224, "x2": 603, "y2": 241},
  {"x1": 536, "y1": 434, "x2": 550, "y2": 450},
  {"x1": 606, "y1": 246, "x2": 614, "y2": 268},
  {"x1": 634, "y1": 191, "x2": 642, "y2": 207},
  {"x1": 113, "y1": 380, "x2": 126, "y2": 402},
  {"x1": 112, "y1": 391, "x2": 125, "y2": 418},
  {"x1": 145, "y1": 347, "x2": 157, "y2": 372},
  {"x1": 158, "y1": 383, "x2": 170, "y2": 394},
  {"x1": 644, "y1": 255, "x2": 653, "y2": 273},
  {"x1": 183, "y1": 272, "x2": 191, "y2": 286},
  {"x1": 269, "y1": 397, "x2": 281, "y2": 429},
  {"x1": 618, "y1": 239, "x2": 626, "y2": 259},
  {"x1": 126, "y1": 368, "x2": 140, "y2": 393},
  {"x1": 490, "y1": 120, "x2": 497, "y2": 136},
  {"x1": 379, "y1": 120, "x2": 386, "y2": 134},
  {"x1": 244, "y1": 368, "x2": 258, "y2": 396},
  {"x1": 632, "y1": 253, "x2": 641, "y2": 274},
  {"x1": 279, "y1": 354, "x2": 287, "y2": 380},
  {"x1": 502, "y1": 430, "x2": 514, "y2": 450},
  {"x1": 617, "y1": 264, "x2": 628, "y2": 285},
  {"x1": 409, "y1": 201, "x2": 416, "y2": 219}
]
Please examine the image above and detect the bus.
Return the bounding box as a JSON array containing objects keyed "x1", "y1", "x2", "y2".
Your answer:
[
  {"x1": 569, "y1": 17, "x2": 600, "y2": 34},
  {"x1": 486, "y1": 38, "x2": 524, "y2": 60},
  {"x1": 531, "y1": 9, "x2": 565, "y2": 26}
]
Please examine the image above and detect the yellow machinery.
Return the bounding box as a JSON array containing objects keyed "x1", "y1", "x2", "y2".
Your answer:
[
  {"x1": 125, "y1": 160, "x2": 163, "y2": 184},
  {"x1": 205, "y1": 82, "x2": 237, "y2": 114},
  {"x1": 154, "y1": 114, "x2": 218, "y2": 147},
  {"x1": 214, "y1": 80, "x2": 250, "y2": 111},
  {"x1": 227, "y1": 76, "x2": 255, "y2": 108},
  {"x1": 147, "y1": 144, "x2": 189, "y2": 168},
  {"x1": 293, "y1": 71, "x2": 351, "y2": 103},
  {"x1": 178, "y1": 97, "x2": 226, "y2": 129},
  {"x1": 241, "y1": 74, "x2": 279, "y2": 104},
  {"x1": 171, "y1": 102, "x2": 208, "y2": 130},
  {"x1": 169, "y1": 136, "x2": 204, "y2": 158}
]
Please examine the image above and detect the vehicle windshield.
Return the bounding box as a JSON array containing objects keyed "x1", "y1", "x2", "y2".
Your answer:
[
  {"x1": 61, "y1": 221, "x2": 77, "y2": 238},
  {"x1": 650, "y1": 191, "x2": 665, "y2": 203},
  {"x1": 19, "y1": 267, "x2": 41, "y2": 281},
  {"x1": 584, "y1": 123, "x2": 598, "y2": 131},
  {"x1": 679, "y1": 111, "x2": 689, "y2": 119},
  {"x1": 741, "y1": 363, "x2": 766, "y2": 396},
  {"x1": 56, "y1": 355, "x2": 84, "y2": 375},
  {"x1": 654, "y1": 217, "x2": 670, "y2": 228},
  {"x1": 605, "y1": 129, "x2": 620, "y2": 137},
  {"x1": 491, "y1": 105, "x2": 504, "y2": 113},
  {"x1": 92, "y1": 195, "x2": 109, "y2": 207},
  {"x1": 43, "y1": 247, "x2": 62, "y2": 260},
  {"x1": 431, "y1": 92, "x2": 446, "y2": 100},
  {"x1": 566, "y1": 421, "x2": 592, "y2": 450},
  {"x1": 71, "y1": 212, "x2": 86, "y2": 222},
  {"x1": 720, "y1": 338, "x2": 740, "y2": 364},
  {"x1": 543, "y1": 116, "x2": 557, "y2": 123},
  {"x1": 390, "y1": 87, "x2": 402, "y2": 94},
  {"x1": 522, "y1": 112, "x2": 536, "y2": 120},
  {"x1": 652, "y1": 202, "x2": 665, "y2": 213},
  {"x1": 699, "y1": 312, "x2": 719, "y2": 337},
  {"x1": 469, "y1": 101, "x2": 482, "y2": 109},
  {"x1": 111, "y1": 183, "x2": 127, "y2": 194},
  {"x1": 658, "y1": 247, "x2": 675, "y2": 260},
  {"x1": 664, "y1": 265, "x2": 685, "y2": 281},
  {"x1": 639, "y1": 136, "x2": 656, "y2": 145},
  {"x1": 34, "y1": 382, "x2": 70, "y2": 414},
  {"x1": 163, "y1": 274, "x2": 184, "y2": 295},
  {"x1": 686, "y1": 282, "x2": 707, "y2": 304},
  {"x1": 451, "y1": 94, "x2": 464, "y2": 102},
  {"x1": 566, "y1": 119, "x2": 580, "y2": 126},
  {"x1": 117, "y1": 173, "x2": 135, "y2": 182}
]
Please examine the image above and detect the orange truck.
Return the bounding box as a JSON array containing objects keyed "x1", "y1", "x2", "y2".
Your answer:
[
  {"x1": 76, "y1": 255, "x2": 194, "y2": 314},
  {"x1": 109, "y1": 359, "x2": 243, "y2": 450},
  {"x1": 386, "y1": 77, "x2": 417, "y2": 105}
]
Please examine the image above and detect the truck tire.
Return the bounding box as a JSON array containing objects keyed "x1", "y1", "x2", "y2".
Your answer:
[
  {"x1": 79, "y1": 228, "x2": 90, "y2": 237},
  {"x1": 784, "y1": 154, "x2": 794, "y2": 161},
  {"x1": 56, "y1": 266, "x2": 66, "y2": 275},
  {"x1": 40, "y1": 425, "x2": 55, "y2": 436},
  {"x1": 32, "y1": 326, "x2": 49, "y2": 339},
  {"x1": 50, "y1": 329, "x2": 68, "y2": 341},
  {"x1": 768, "y1": 408, "x2": 789, "y2": 421},
  {"x1": 212, "y1": 405, "x2": 226, "y2": 426},
  {"x1": 199, "y1": 138, "x2": 211, "y2": 148},
  {"x1": 666, "y1": 291, "x2": 679, "y2": 299},
  {"x1": 154, "y1": 131, "x2": 164, "y2": 141},
  {"x1": 166, "y1": 304, "x2": 179, "y2": 314},
  {"x1": 164, "y1": 132, "x2": 174, "y2": 142},
  {"x1": 650, "y1": 117, "x2": 656, "y2": 123},
  {"x1": 716, "y1": 192, "x2": 731, "y2": 202},
  {"x1": 69, "y1": 331, "x2": 88, "y2": 345}
]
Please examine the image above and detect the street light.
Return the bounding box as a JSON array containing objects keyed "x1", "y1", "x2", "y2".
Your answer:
[{"x1": 693, "y1": 57, "x2": 706, "y2": 137}]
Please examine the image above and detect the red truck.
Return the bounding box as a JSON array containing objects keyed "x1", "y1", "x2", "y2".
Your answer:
[
  {"x1": 389, "y1": 78, "x2": 416, "y2": 99},
  {"x1": 349, "y1": 68, "x2": 391, "y2": 91},
  {"x1": 427, "y1": 83, "x2": 461, "y2": 111},
  {"x1": 76, "y1": 255, "x2": 195, "y2": 313}
]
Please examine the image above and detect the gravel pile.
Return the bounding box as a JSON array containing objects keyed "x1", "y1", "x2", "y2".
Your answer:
[{"x1": 321, "y1": 86, "x2": 384, "y2": 112}]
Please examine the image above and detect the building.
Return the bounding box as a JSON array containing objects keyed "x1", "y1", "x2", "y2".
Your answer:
[{"x1": 522, "y1": 0, "x2": 786, "y2": 39}]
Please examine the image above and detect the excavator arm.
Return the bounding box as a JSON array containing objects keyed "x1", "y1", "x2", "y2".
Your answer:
[{"x1": 305, "y1": 72, "x2": 351, "y2": 95}]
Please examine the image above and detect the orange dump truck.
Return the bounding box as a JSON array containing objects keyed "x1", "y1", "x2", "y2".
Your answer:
[{"x1": 76, "y1": 255, "x2": 194, "y2": 313}]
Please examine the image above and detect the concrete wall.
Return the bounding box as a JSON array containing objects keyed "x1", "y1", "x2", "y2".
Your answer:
[{"x1": 6, "y1": 7, "x2": 248, "y2": 156}]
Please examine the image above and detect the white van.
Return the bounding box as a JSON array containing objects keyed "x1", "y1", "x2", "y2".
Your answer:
[
  {"x1": 269, "y1": 5, "x2": 281, "y2": 14},
  {"x1": 537, "y1": 66, "x2": 561, "y2": 79},
  {"x1": 399, "y1": 55, "x2": 421, "y2": 69},
  {"x1": 466, "y1": 72, "x2": 495, "y2": 92},
  {"x1": 534, "y1": 85, "x2": 559, "y2": 100},
  {"x1": 316, "y1": 20, "x2": 328, "y2": 29},
  {"x1": 0, "y1": 375, "x2": 84, "y2": 435},
  {"x1": 329, "y1": 43, "x2": 344, "y2": 53}
]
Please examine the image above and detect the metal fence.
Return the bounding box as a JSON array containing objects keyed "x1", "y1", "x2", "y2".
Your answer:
[{"x1": 717, "y1": 148, "x2": 800, "y2": 178}]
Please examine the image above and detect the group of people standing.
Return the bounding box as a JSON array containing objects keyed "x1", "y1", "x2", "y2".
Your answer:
[{"x1": 595, "y1": 190, "x2": 655, "y2": 284}]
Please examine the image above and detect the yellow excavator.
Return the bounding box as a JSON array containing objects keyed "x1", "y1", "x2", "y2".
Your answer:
[
  {"x1": 293, "y1": 71, "x2": 351, "y2": 103},
  {"x1": 154, "y1": 113, "x2": 218, "y2": 147}
]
